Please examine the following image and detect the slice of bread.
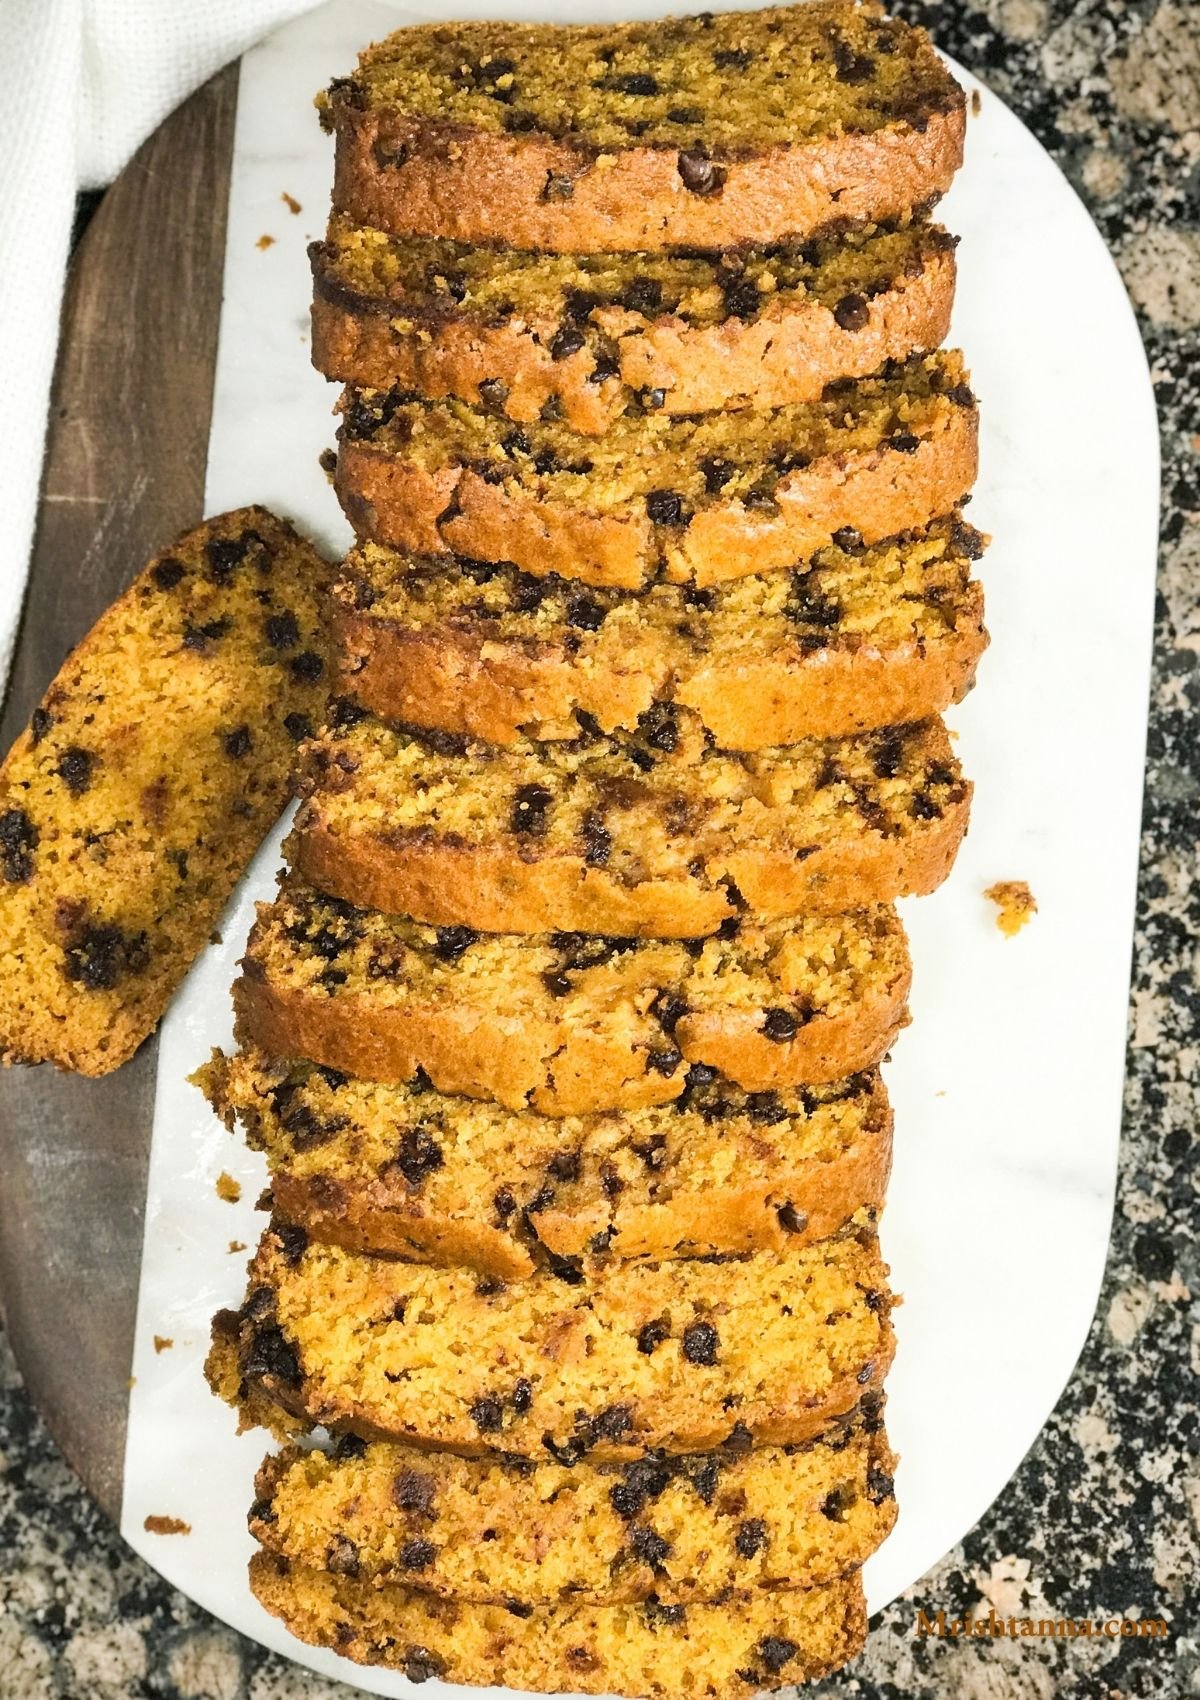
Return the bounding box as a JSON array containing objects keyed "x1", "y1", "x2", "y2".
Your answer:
[
  {"x1": 320, "y1": 2, "x2": 963, "y2": 253},
  {"x1": 333, "y1": 515, "x2": 988, "y2": 747},
  {"x1": 233, "y1": 878, "x2": 912, "y2": 1113},
  {"x1": 312, "y1": 216, "x2": 957, "y2": 431},
  {"x1": 199, "y1": 1048, "x2": 892, "y2": 1277},
  {"x1": 210, "y1": 1216, "x2": 894, "y2": 1454},
  {"x1": 249, "y1": 1550, "x2": 867, "y2": 1698},
  {"x1": 250, "y1": 1408, "x2": 896, "y2": 1601},
  {"x1": 0, "y1": 509, "x2": 330, "y2": 1075},
  {"x1": 289, "y1": 712, "x2": 971, "y2": 935},
  {"x1": 333, "y1": 352, "x2": 977, "y2": 589}
]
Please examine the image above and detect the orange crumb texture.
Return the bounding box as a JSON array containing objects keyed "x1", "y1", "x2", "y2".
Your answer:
[
  {"x1": 256, "y1": 234, "x2": 275, "y2": 250},
  {"x1": 282, "y1": 191, "x2": 302, "y2": 213},
  {"x1": 144, "y1": 1515, "x2": 190, "y2": 1536},
  {"x1": 216, "y1": 1171, "x2": 242, "y2": 1203},
  {"x1": 985, "y1": 881, "x2": 1037, "y2": 936},
  {"x1": 153, "y1": 1335, "x2": 173, "y2": 1353}
]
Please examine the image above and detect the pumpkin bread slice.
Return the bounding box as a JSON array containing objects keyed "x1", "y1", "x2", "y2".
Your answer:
[
  {"x1": 320, "y1": 1, "x2": 964, "y2": 253},
  {"x1": 333, "y1": 514, "x2": 987, "y2": 747},
  {"x1": 333, "y1": 351, "x2": 977, "y2": 589}
]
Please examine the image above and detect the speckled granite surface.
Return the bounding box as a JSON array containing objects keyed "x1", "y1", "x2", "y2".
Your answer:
[{"x1": 2, "y1": 4, "x2": 1197, "y2": 1696}]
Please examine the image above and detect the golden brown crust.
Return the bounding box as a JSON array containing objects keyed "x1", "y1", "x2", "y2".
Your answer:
[
  {"x1": 233, "y1": 966, "x2": 910, "y2": 1116},
  {"x1": 310, "y1": 240, "x2": 956, "y2": 433},
  {"x1": 290, "y1": 784, "x2": 971, "y2": 935},
  {"x1": 334, "y1": 583, "x2": 987, "y2": 748},
  {"x1": 334, "y1": 402, "x2": 978, "y2": 589},
  {"x1": 330, "y1": 97, "x2": 965, "y2": 254}
]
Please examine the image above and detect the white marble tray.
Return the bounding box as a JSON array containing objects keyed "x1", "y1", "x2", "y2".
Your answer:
[{"x1": 117, "y1": 3, "x2": 1159, "y2": 1693}]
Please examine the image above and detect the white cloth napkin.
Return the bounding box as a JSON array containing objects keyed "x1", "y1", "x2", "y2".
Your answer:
[{"x1": 0, "y1": 0, "x2": 319, "y2": 688}]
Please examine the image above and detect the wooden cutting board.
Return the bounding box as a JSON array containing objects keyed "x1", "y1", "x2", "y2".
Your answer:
[{"x1": 0, "y1": 68, "x2": 238, "y2": 1522}]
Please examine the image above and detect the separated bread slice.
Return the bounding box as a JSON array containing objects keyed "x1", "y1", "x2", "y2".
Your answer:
[
  {"x1": 334, "y1": 515, "x2": 988, "y2": 747},
  {"x1": 209, "y1": 1217, "x2": 894, "y2": 1455},
  {"x1": 312, "y1": 216, "x2": 957, "y2": 432},
  {"x1": 233, "y1": 879, "x2": 912, "y2": 1114},
  {"x1": 251, "y1": 1407, "x2": 895, "y2": 1603},
  {"x1": 289, "y1": 710, "x2": 971, "y2": 936},
  {"x1": 0, "y1": 509, "x2": 330, "y2": 1076},
  {"x1": 334, "y1": 351, "x2": 977, "y2": 589},
  {"x1": 320, "y1": 2, "x2": 964, "y2": 254},
  {"x1": 200, "y1": 1048, "x2": 893, "y2": 1278},
  {"x1": 250, "y1": 1550, "x2": 866, "y2": 1698}
]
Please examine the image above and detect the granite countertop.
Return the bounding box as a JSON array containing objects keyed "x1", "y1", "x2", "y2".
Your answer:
[{"x1": 2, "y1": 2, "x2": 1197, "y2": 1696}]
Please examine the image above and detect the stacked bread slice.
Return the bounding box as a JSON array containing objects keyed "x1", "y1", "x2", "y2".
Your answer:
[{"x1": 204, "y1": 6, "x2": 984, "y2": 1694}]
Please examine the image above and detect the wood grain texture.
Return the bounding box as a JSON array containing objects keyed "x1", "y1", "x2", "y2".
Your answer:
[{"x1": 0, "y1": 66, "x2": 238, "y2": 1521}]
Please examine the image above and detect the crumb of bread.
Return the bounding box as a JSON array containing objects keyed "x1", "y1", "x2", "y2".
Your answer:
[
  {"x1": 971, "y1": 89, "x2": 982, "y2": 115},
  {"x1": 985, "y1": 881, "x2": 1036, "y2": 936},
  {"x1": 144, "y1": 1515, "x2": 191, "y2": 1536},
  {"x1": 229, "y1": 1240, "x2": 247, "y2": 1253},
  {"x1": 153, "y1": 1335, "x2": 173, "y2": 1353},
  {"x1": 282, "y1": 192, "x2": 301, "y2": 214},
  {"x1": 215, "y1": 1171, "x2": 242, "y2": 1203},
  {"x1": 257, "y1": 234, "x2": 275, "y2": 250}
]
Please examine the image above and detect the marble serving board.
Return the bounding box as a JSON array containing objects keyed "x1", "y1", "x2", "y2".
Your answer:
[{"x1": 68, "y1": 1, "x2": 1159, "y2": 1692}]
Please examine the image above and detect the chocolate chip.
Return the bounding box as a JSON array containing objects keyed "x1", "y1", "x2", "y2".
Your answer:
[
  {"x1": 761, "y1": 1008, "x2": 798, "y2": 1042},
  {"x1": 678, "y1": 149, "x2": 726, "y2": 196},
  {"x1": 512, "y1": 1376, "x2": 534, "y2": 1414},
  {"x1": 542, "y1": 970, "x2": 572, "y2": 997},
  {"x1": 639, "y1": 386, "x2": 667, "y2": 411},
  {"x1": 402, "y1": 1649, "x2": 446, "y2": 1684},
  {"x1": 550, "y1": 324, "x2": 585, "y2": 361},
  {"x1": 868, "y1": 1465, "x2": 895, "y2": 1503},
  {"x1": 746, "y1": 1091, "x2": 786, "y2": 1125},
  {"x1": 645, "y1": 489, "x2": 686, "y2": 526},
  {"x1": 581, "y1": 810, "x2": 612, "y2": 867},
  {"x1": 290, "y1": 650, "x2": 325, "y2": 682},
  {"x1": 276, "y1": 1222, "x2": 309, "y2": 1265},
  {"x1": 511, "y1": 782, "x2": 552, "y2": 835},
  {"x1": 478, "y1": 377, "x2": 509, "y2": 412},
  {"x1": 0, "y1": 809, "x2": 38, "y2": 883},
  {"x1": 611, "y1": 72, "x2": 658, "y2": 94},
  {"x1": 756, "y1": 1637, "x2": 799, "y2": 1673},
  {"x1": 722, "y1": 278, "x2": 761, "y2": 321},
  {"x1": 777, "y1": 1202, "x2": 809, "y2": 1234},
  {"x1": 565, "y1": 288, "x2": 601, "y2": 323},
  {"x1": 685, "y1": 1061, "x2": 718, "y2": 1089},
  {"x1": 889, "y1": 431, "x2": 920, "y2": 454},
  {"x1": 469, "y1": 1395, "x2": 504, "y2": 1433},
  {"x1": 29, "y1": 707, "x2": 52, "y2": 745},
  {"x1": 833, "y1": 291, "x2": 870, "y2": 331},
  {"x1": 393, "y1": 1468, "x2": 437, "y2": 1516},
  {"x1": 152, "y1": 557, "x2": 186, "y2": 590},
  {"x1": 244, "y1": 1324, "x2": 301, "y2": 1386},
  {"x1": 637, "y1": 1318, "x2": 670, "y2": 1355},
  {"x1": 613, "y1": 280, "x2": 661, "y2": 320},
  {"x1": 714, "y1": 46, "x2": 752, "y2": 68},
  {"x1": 872, "y1": 731, "x2": 905, "y2": 779},
  {"x1": 831, "y1": 37, "x2": 875, "y2": 81},
  {"x1": 399, "y1": 1538, "x2": 437, "y2": 1570},
  {"x1": 334, "y1": 1433, "x2": 367, "y2": 1461},
  {"x1": 650, "y1": 989, "x2": 688, "y2": 1034},
  {"x1": 592, "y1": 1403, "x2": 634, "y2": 1441},
  {"x1": 700, "y1": 456, "x2": 735, "y2": 494},
  {"x1": 682, "y1": 1320, "x2": 719, "y2": 1365},
  {"x1": 865, "y1": 1287, "x2": 887, "y2": 1313},
  {"x1": 646, "y1": 1046, "x2": 683, "y2": 1077},
  {"x1": 395, "y1": 1126, "x2": 444, "y2": 1186},
  {"x1": 326, "y1": 1534, "x2": 360, "y2": 1576},
  {"x1": 283, "y1": 712, "x2": 314, "y2": 742},
  {"x1": 546, "y1": 1149, "x2": 582, "y2": 1182},
  {"x1": 638, "y1": 701, "x2": 680, "y2": 752},
  {"x1": 857, "y1": 1359, "x2": 877, "y2": 1384},
  {"x1": 223, "y1": 725, "x2": 252, "y2": 758},
  {"x1": 630, "y1": 1526, "x2": 671, "y2": 1566},
  {"x1": 566, "y1": 593, "x2": 607, "y2": 631},
  {"x1": 946, "y1": 383, "x2": 976, "y2": 408},
  {"x1": 911, "y1": 792, "x2": 943, "y2": 820},
  {"x1": 735, "y1": 1518, "x2": 769, "y2": 1557},
  {"x1": 56, "y1": 746, "x2": 94, "y2": 795},
  {"x1": 434, "y1": 925, "x2": 478, "y2": 960},
  {"x1": 643, "y1": 1599, "x2": 687, "y2": 1627},
  {"x1": 541, "y1": 173, "x2": 576, "y2": 202},
  {"x1": 265, "y1": 611, "x2": 300, "y2": 650},
  {"x1": 831, "y1": 526, "x2": 865, "y2": 553},
  {"x1": 63, "y1": 924, "x2": 148, "y2": 990},
  {"x1": 821, "y1": 1484, "x2": 854, "y2": 1521},
  {"x1": 206, "y1": 535, "x2": 252, "y2": 583},
  {"x1": 600, "y1": 1163, "x2": 625, "y2": 1199}
]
